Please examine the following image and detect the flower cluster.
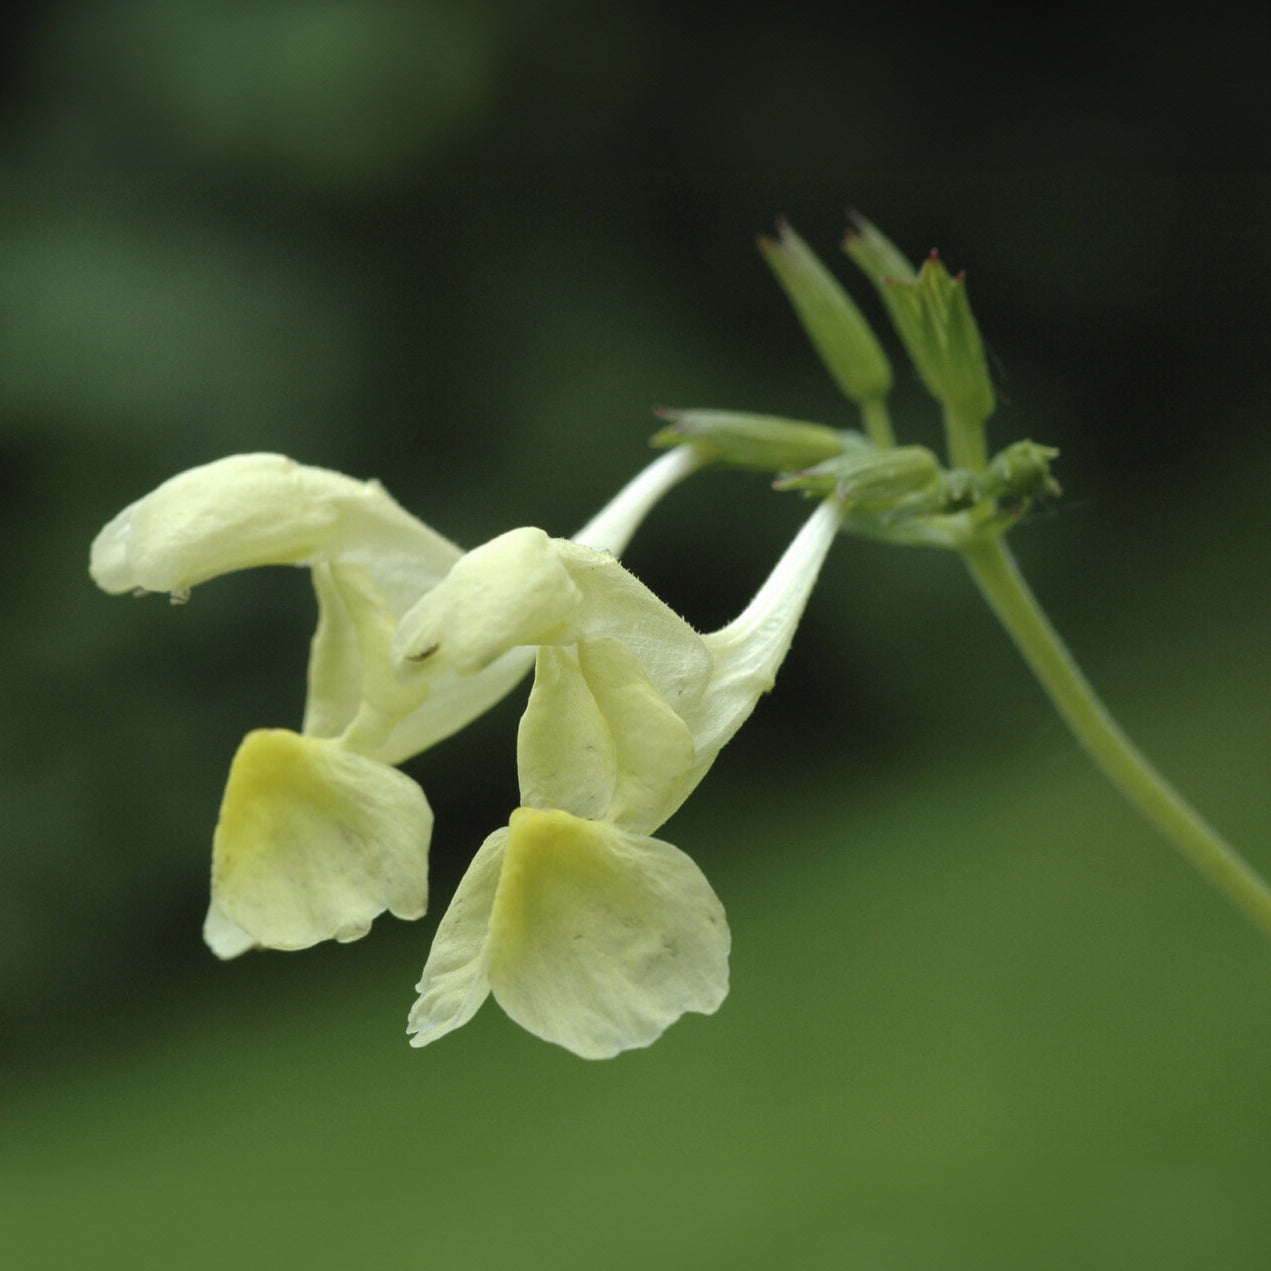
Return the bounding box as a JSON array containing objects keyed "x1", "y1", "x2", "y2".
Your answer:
[
  {"x1": 87, "y1": 214, "x2": 1045, "y2": 1056},
  {"x1": 91, "y1": 447, "x2": 840, "y2": 1056},
  {"x1": 91, "y1": 213, "x2": 1265, "y2": 1066}
]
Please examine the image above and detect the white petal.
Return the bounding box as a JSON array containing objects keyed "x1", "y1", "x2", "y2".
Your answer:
[
  {"x1": 89, "y1": 453, "x2": 460, "y2": 604},
  {"x1": 302, "y1": 561, "x2": 371, "y2": 741},
  {"x1": 516, "y1": 646, "x2": 618, "y2": 821},
  {"x1": 407, "y1": 827, "x2": 508, "y2": 1048},
  {"x1": 576, "y1": 639, "x2": 695, "y2": 833},
  {"x1": 554, "y1": 541, "x2": 713, "y2": 718},
  {"x1": 305, "y1": 562, "x2": 539, "y2": 766},
  {"x1": 516, "y1": 641, "x2": 694, "y2": 833},
  {"x1": 672, "y1": 498, "x2": 843, "y2": 814},
  {"x1": 304, "y1": 562, "x2": 432, "y2": 754},
  {"x1": 202, "y1": 898, "x2": 258, "y2": 959},
  {"x1": 571, "y1": 446, "x2": 704, "y2": 554},
  {"x1": 486, "y1": 808, "x2": 729, "y2": 1059},
  {"x1": 208, "y1": 729, "x2": 431, "y2": 954},
  {"x1": 369, "y1": 645, "x2": 538, "y2": 767},
  {"x1": 393, "y1": 527, "x2": 583, "y2": 674}
]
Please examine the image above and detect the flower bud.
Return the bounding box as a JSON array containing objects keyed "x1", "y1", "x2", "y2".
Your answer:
[
  {"x1": 983, "y1": 441, "x2": 1062, "y2": 502},
  {"x1": 842, "y1": 212, "x2": 918, "y2": 285},
  {"x1": 845, "y1": 215, "x2": 996, "y2": 458},
  {"x1": 775, "y1": 444, "x2": 942, "y2": 510},
  {"x1": 881, "y1": 253, "x2": 996, "y2": 426},
  {"x1": 650, "y1": 408, "x2": 856, "y2": 472},
  {"x1": 759, "y1": 219, "x2": 892, "y2": 406}
]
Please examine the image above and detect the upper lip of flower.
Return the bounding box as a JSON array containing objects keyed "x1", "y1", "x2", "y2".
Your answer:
[{"x1": 88, "y1": 451, "x2": 464, "y2": 607}]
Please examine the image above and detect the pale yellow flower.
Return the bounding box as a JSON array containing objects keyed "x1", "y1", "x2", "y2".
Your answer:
[
  {"x1": 90, "y1": 449, "x2": 701, "y2": 958},
  {"x1": 403, "y1": 499, "x2": 843, "y2": 1057}
]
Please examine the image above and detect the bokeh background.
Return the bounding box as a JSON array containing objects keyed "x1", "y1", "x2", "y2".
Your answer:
[{"x1": 3, "y1": 3, "x2": 1270, "y2": 1267}]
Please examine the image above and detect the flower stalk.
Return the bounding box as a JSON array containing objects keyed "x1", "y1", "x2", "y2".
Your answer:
[{"x1": 961, "y1": 535, "x2": 1271, "y2": 939}]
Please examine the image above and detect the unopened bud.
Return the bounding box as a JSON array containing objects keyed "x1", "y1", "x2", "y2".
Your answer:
[
  {"x1": 882, "y1": 253, "x2": 996, "y2": 426},
  {"x1": 759, "y1": 219, "x2": 892, "y2": 406},
  {"x1": 776, "y1": 444, "x2": 942, "y2": 510},
  {"x1": 842, "y1": 212, "x2": 918, "y2": 286},
  {"x1": 651, "y1": 408, "x2": 857, "y2": 472},
  {"x1": 983, "y1": 441, "x2": 1062, "y2": 503}
]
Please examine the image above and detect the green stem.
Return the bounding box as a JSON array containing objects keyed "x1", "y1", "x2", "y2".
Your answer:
[
  {"x1": 941, "y1": 405, "x2": 989, "y2": 474},
  {"x1": 860, "y1": 397, "x2": 896, "y2": 449},
  {"x1": 961, "y1": 534, "x2": 1271, "y2": 940}
]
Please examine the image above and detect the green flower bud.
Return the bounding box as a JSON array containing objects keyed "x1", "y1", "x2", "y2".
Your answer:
[
  {"x1": 758, "y1": 219, "x2": 893, "y2": 407},
  {"x1": 844, "y1": 214, "x2": 996, "y2": 471},
  {"x1": 775, "y1": 444, "x2": 942, "y2": 511},
  {"x1": 880, "y1": 252, "x2": 996, "y2": 426},
  {"x1": 983, "y1": 441, "x2": 1062, "y2": 503},
  {"x1": 650, "y1": 408, "x2": 859, "y2": 472},
  {"x1": 842, "y1": 212, "x2": 918, "y2": 286},
  {"x1": 939, "y1": 468, "x2": 983, "y2": 513}
]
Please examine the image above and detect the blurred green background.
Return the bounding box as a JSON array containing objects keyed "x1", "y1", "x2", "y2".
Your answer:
[{"x1": 3, "y1": 3, "x2": 1270, "y2": 1267}]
